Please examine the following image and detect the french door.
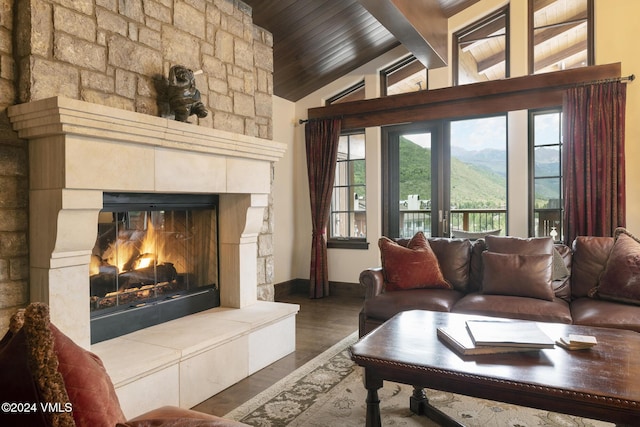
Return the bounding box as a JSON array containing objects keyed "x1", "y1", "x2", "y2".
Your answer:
[
  {"x1": 382, "y1": 116, "x2": 507, "y2": 239},
  {"x1": 383, "y1": 121, "x2": 448, "y2": 238}
]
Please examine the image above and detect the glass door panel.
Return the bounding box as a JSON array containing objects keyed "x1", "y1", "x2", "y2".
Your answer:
[
  {"x1": 398, "y1": 132, "x2": 433, "y2": 238},
  {"x1": 449, "y1": 116, "x2": 507, "y2": 237}
]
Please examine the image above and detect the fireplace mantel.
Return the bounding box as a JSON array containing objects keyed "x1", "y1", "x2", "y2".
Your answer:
[{"x1": 8, "y1": 96, "x2": 288, "y2": 348}]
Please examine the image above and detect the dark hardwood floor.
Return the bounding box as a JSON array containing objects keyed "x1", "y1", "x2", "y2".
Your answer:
[{"x1": 192, "y1": 293, "x2": 364, "y2": 416}]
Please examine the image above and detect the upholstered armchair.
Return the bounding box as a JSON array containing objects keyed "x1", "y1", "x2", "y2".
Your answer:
[{"x1": 0, "y1": 302, "x2": 248, "y2": 427}]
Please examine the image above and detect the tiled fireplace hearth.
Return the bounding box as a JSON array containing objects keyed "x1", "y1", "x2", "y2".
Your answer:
[{"x1": 8, "y1": 96, "x2": 298, "y2": 417}]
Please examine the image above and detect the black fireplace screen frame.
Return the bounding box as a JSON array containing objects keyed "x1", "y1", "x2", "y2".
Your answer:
[{"x1": 90, "y1": 192, "x2": 221, "y2": 344}]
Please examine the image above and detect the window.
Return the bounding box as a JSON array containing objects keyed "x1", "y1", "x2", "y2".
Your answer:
[
  {"x1": 380, "y1": 55, "x2": 427, "y2": 96},
  {"x1": 382, "y1": 115, "x2": 507, "y2": 239},
  {"x1": 453, "y1": 6, "x2": 509, "y2": 85},
  {"x1": 529, "y1": 0, "x2": 593, "y2": 75},
  {"x1": 326, "y1": 81, "x2": 365, "y2": 105},
  {"x1": 328, "y1": 131, "x2": 367, "y2": 249},
  {"x1": 530, "y1": 109, "x2": 563, "y2": 242}
]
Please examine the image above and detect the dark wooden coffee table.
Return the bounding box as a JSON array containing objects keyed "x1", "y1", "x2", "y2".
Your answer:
[{"x1": 349, "y1": 310, "x2": 640, "y2": 427}]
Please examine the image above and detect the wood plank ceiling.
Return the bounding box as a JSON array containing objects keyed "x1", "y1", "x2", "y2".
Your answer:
[{"x1": 243, "y1": 0, "x2": 480, "y2": 101}]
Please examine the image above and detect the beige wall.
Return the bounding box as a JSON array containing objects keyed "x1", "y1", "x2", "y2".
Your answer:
[
  {"x1": 272, "y1": 96, "x2": 296, "y2": 284},
  {"x1": 274, "y1": 0, "x2": 640, "y2": 285},
  {"x1": 596, "y1": 2, "x2": 640, "y2": 232}
]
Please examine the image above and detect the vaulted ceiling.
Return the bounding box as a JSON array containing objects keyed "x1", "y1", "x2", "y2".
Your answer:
[
  {"x1": 243, "y1": 0, "x2": 590, "y2": 102},
  {"x1": 243, "y1": 0, "x2": 481, "y2": 101}
]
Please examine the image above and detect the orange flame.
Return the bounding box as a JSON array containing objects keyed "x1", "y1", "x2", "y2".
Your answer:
[{"x1": 93, "y1": 215, "x2": 167, "y2": 274}]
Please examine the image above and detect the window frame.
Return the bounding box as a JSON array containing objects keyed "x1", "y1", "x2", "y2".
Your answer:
[
  {"x1": 528, "y1": 0, "x2": 594, "y2": 76},
  {"x1": 453, "y1": 5, "x2": 510, "y2": 86},
  {"x1": 380, "y1": 55, "x2": 428, "y2": 96},
  {"x1": 326, "y1": 81, "x2": 365, "y2": 105},
  {"x1": 327, "y1": 129, "x2": 369, "y2": 250},
  {"x1": 528, "y1": 107, "x2": 564, "y2": 242}
]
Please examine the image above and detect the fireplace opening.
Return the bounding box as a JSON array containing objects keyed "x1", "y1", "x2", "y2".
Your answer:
[{"x1": 90, "y1": 192, "x2": 220, "y2": 343}]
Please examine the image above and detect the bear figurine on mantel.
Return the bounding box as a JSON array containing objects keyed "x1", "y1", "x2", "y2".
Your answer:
[{"x1": 167, "y1": 65, "x2": 208, "y2": 122}]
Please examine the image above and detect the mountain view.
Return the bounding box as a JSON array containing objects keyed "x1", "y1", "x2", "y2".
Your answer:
[
  {"x1": 399, "y1": 138, "x2": 560, "y2": 210},
  {"x1": 399, "y1": 137, "x2": 506, "y2": 209}
]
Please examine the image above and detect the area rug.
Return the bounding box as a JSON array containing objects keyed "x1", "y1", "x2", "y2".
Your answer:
[{"x1": 224, "y1": 332, "x2": 613, "y2": 426}]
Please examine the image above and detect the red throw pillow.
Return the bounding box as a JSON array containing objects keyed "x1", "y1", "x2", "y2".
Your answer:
[
  {"x1": 51, "y1": 324, "x2": 127, "y2": 427},
  {"x1": 379, "y1": 232, "x2": 451, "y2": 292},
  {"x1": 590, "y1": 228, "x2": 640, "y2": 305}
]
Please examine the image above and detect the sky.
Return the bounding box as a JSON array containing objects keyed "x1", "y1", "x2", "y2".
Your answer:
[{"x1": 404, "y1": 116, "x2": 507, "y2": 151}]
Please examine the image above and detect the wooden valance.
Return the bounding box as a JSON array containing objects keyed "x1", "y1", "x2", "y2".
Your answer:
[{"x1": 307, "y1": 63, "x2": 622, "y2": 130}]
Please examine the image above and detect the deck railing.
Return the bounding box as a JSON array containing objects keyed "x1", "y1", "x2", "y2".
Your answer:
[{"x1": 400, "y1": 208, "x2": 506, "y2": 238}]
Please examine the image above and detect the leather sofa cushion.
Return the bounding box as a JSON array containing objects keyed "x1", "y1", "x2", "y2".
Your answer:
[
  {"x1": 482, "y1": 252, "x2": 554, "y2": 301},
  {"x1": 379, "y1": 232, "x2": 451, "y2": 291},
  {"x1": 571, "y1": 297, "x2": 640, "y2": 333},
  {"x1": 452, "y1": 293, "x2": 572, "y2": 324},
  {"x1": 468, "y1": 238, "x2": 487, "y2": 292},
  {"x1": 571, "y1": 236, "x2": 613, "y2": 298},
  {"x1": 363, "y1": 289, "x2": 464, "y2": 321},
  {"x1": 552, "y1": 245, "x2": 572, "y2": 301},
  {"x1": 590, "y1": 229, "x2": 640, "y2": 305},
  {"x1": 485, "y1": 235, "x2": 554, "y2": 255}
]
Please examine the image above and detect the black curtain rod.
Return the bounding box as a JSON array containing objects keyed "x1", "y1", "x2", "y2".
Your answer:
[
  {"x1": 298, "y1": 115, "x2": 342, "y2": 125},
  {"x1": 577, "y1": 73, "x2": 635, "y2": 86}
]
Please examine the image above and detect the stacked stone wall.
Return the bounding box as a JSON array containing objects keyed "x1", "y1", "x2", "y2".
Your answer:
[
  {"x1": 0, "y1": 0, "x2": 29, "y2": 333},
  {"x1": 0, "y1": 0, "x2": 276, "y2": 331}
]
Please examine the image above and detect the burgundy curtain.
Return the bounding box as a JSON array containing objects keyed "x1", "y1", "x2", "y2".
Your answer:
[
  {"x1": 305, "y1": 118, "x2": 342, "y2": 298},
  {"x1": 563, "y1": 80, "x2": 626, "y2": 246}
]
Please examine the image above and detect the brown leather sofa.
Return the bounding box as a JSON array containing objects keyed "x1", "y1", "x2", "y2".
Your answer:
[{"x1": 359, "y1": 233, "x2": 640, "y2": 337}]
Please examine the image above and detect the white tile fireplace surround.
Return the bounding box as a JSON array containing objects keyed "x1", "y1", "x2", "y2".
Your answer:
[{"x1": 8, "y1": 96, "x2": 298, "y2": 417}]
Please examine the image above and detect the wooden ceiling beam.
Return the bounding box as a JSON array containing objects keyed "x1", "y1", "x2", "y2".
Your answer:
[
  {"x1": 358, "y1": 0, "x2": 448, "y2": 69},
  {"x1": 307, "y1": 63, "x2": 622, "y2": 129}
]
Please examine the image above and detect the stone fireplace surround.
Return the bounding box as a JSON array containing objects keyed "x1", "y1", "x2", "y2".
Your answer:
[{"x1": 8, "y1": 96, "x2": 298, "y2": 417}]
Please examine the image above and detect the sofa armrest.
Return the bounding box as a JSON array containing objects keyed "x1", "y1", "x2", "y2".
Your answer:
[{"x1": 360, "y1": 267, "x2": 385, "y2": 299}]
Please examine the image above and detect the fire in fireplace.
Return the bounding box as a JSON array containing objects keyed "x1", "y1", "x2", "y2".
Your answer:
[{"x1": 90, "y1": 193, "x2": 220, "y2": 343}]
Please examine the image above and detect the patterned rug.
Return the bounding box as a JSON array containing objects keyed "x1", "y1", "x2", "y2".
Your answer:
[{"x1": 224, "y1": 332, "x2": 613, "y2": 427}]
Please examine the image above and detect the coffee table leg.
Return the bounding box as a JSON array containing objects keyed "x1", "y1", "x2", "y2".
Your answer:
[
  {"x1": 363, "y1": 368, "x2": 383, "y2": 427},
  {"x1": 410, "y1": 386, "x2": 428, "y2": 414},
  {"x1": 411, "y1": 386, "x2": 466, "y2": 427}
]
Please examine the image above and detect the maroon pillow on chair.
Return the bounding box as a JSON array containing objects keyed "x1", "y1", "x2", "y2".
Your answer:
[
  {"x1": 379, "y1": 232, "x2": 451, "y2": 292},
  {"x1": 51, "y1": 324, "x2": 127, "y2": 427},
  {"x1": 589, "y1": 228, "x2": 640, "y2": 305},
  {"x1": 4, "y1": 303, "x2": 127, "y2": 427}
]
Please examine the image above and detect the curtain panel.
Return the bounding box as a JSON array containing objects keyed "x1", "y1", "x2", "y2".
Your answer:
[
  {"x1": 563, "y1": 81, "x2": 626, "y2": 245},
  {"x1": 305, "y1": 118, "x2": 342, "y2": 298}
]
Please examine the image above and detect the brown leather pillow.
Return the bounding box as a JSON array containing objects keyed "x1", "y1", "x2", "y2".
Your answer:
[
  {"x1": 427, "y1": 238, "x2": 472, "y2": 292},
  {"x1": 379, "y1": 232, "x2": 451, "y2": 292},
  {"x1": 590, "y1": 228, "x2": 640, "y2": 305},
  {"x1": 482, "y1": 252, "x2": 554, "y2": 301},
  {"x1": 485, "y1": 235, "x2": 554, "y2": 255}
]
